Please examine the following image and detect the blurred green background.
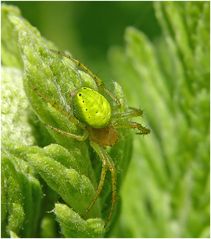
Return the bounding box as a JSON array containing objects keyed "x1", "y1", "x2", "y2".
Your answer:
[
  {"x1": 8, "y1": 1, "x2": 161, "y2": 81},
  {"x1": 4, "y1": 1, "x2": 210, "y2": 238}
]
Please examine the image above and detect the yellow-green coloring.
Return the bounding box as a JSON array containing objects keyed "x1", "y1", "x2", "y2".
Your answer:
[{"x1": 72, "y1": 87, "x2": 111, "y2": 128}]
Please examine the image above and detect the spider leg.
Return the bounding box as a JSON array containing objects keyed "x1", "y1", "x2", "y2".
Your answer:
[
  {"x1": 113, "y1": 121, "x2": 150, "y2": 135},
  {"x1": 49, "y1": 49, "x2": 103, "y2": 87},
  {"x1": 111, "y1": 107, "x2": 150, "y2": 135},
  {"x1": 106, "y1": 159, "x2": 117, "y2": 224},
  {"x1": 31, "y1": 85, "x2": 85, "y2": 129},
  {"x1": 83, "y1": 161, "x2": 108, "y2": 216},
  {"x1": 102, "y1": 87, "x2": 121, "y2": 107},
  {"x1": 49, "y1": 49, "x2": 121, "y2": 106},
  {"x1": 45, "y1": 124, "x2": 88, "y2": 141},
  {"x1": 112, "y1": 107, "x2": 143, "y2": 121},
  {"x1": 32, "y1": 85, "x2": 88, "y2": 141},
  {"x1": 89, "y1": 142, "x2": 117, "y2": 226}
]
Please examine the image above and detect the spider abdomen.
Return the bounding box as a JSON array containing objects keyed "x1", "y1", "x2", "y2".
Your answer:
[{"x1": 72, "y1": 87, "x2": 111, "y2": 128}]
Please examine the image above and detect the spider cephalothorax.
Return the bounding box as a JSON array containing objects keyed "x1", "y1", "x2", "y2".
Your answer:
[
  {"x1": 87, "y1": 126, "x2": 118, "y2": 147},
  {"x1": 37, "y1": 49, "x2": 150, "y2": 228}
]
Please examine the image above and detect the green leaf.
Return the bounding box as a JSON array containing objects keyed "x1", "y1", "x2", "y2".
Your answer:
[
  {"x1": 8, "y1": 12, "x2": 97, "y2": 181},
  {"x1": 3, "y1": 0, "x2": 134, "y2": 227},
  {"x1": 55, "y1": 203, "x2": 105, "y2": 238},
  {"x1": 1, "y1": 61, "x2": 42, "y2": 238},
  {"x1": 2, "y1": 149, "x2": 42, "y2": 238},
  {"x1": 40, "y1": 215, "x2": 58, "y2": 238},
  {"x1": 2, "y1": 157, "x2": 24, "y2": 237},
  {"x1": 2, "y1": 67, "x2": 35, "y2": 146},
  {"x1": 1, "y1": 4, "x2": 23, "y2": 68},
  {"x1": 7, "y1": 203, "x2": 24, "y2": 237},
  {"x1": 27, "y1": 146, "x2": 101, "y2": 217},
  {"x1": 109, "y1": 2, "x2": 209, "y2": 238}
]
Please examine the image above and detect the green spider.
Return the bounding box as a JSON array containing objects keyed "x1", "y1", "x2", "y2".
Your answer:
[{"x1": 34, "y1": 49, "x2": 150, "y2": 226}]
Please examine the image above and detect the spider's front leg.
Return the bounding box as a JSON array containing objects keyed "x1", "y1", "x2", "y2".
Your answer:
[
  {"x1": 49, "y1": 49, "x2": 121, "y2": 106},
  {"x1": 112, "y1": 107, "x2": 150, "y2": 135},
  {"x1": 112, "y1": 121, "x2": 150, "y2": 135},
  {"x1": 45, "y1": 124, "x2": 89, "y2": 141},
  {"x1": 87, "y1": 141, "x2": 117, "y2": 227},
  {"x1": 113, "y1": 106, "x2": 143, "y2": 121}
]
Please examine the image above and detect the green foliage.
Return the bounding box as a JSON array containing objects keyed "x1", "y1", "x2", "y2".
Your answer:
[
  {"x1": 2, "y1": 67, "x2": 34, "y2": 146},
  {"x1": 109, "y1": 2, "x2": 210, "y2": 238},
  {"x1": 2, "y1": 65, "x2": 42, "y2": 237},
  {"x1": 1, "y1": 6, "x2": 23, "y2": 68},
  {"x1": 1, "y1": 2, "x2": 209, "y2": 238},
  {"x1": 55, "y1": 203, "x2": 104, "y2": 238},
  {"x1": 2, "y1": 147, "x2": 42, "y2": 238},
  {"x1": 1, "y1": 4, "x2": 132, "y2": 238}
]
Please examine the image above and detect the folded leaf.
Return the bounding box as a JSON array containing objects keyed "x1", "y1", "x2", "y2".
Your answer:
[{"x1": 55, "y1": 203, "x2": 105, "y2": 238}]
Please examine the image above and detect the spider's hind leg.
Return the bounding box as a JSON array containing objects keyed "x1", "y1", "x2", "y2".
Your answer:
[
  {"x1": 83, "y1": 160, "x2": 108, "y2": 217},
  {"x1": 88, "y1": 142, "x2": 117, "y2": 227}
]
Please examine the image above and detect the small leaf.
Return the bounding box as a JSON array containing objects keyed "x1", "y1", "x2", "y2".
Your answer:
[
  {"x1": 7, "y1": 203, "x2": 24, "y2": 236},
  {"x1": 55, "y1": 203, "x2": 105, "y2": 238},
  {"x1": 9, "y1": 144, "x2": 101, "y2": 218},
  {"x1": 2, "y1": 148, "x2": 42, "y2": 238}
]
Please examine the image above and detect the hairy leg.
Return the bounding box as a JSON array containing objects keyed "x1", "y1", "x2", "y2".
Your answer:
[
  {"x1": 106, "y1": 160, "x2": 117, "y2": 224},
  {"x1": 31, "y1": 85, "x2": 85, "y2": 129},
  {"x1": 46, "y1": 124, "x2": 88, "y2": 141},
  {"x1": 111, "y1": 107, "x2": 150, "y2": 135},
  {"x1": 31, "y1": 85, "x2": 88, "y2": 140},
  {"x1": 83, "y1": 162, "x2": 108, "y2": 216},
  {"x1": 112, "y1": 107, "x2": 143, "y2": 121},
  {"x1": 113, "y1": 121, "x2": 150, "y2": 135},
  {"x1": 50, "y1": 49, "x2": 121, "y2": 106},
  {"x1": 50, "y1": 49, "x2": 103, "y2": 87},
  {"x1": 90, "y1": 142, "x2": 117, "y2": 226}
]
